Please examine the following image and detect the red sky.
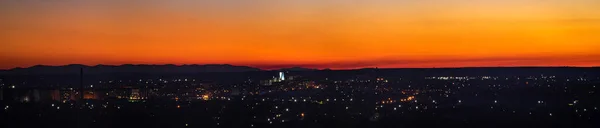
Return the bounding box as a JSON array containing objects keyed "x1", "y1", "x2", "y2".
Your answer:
[{"x1": 1, "y1": 0, "x2": 599, "y2": 70}]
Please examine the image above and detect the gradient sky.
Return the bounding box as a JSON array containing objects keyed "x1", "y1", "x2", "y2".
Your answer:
[{"x1": 1, "y1": 0, "x2": 599, "y2": 70}]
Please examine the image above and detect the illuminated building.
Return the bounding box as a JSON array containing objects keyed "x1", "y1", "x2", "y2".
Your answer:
[
  {"x1": 260, "y1": 80, "x2": 273, "y2": 86},
  {"x1": 83, "y1": 91, "x2": 98, "y2": 100},
  {"x1": 279, "y1": 72, "x2": 285, "y2": 81},
  {"x1": 130, "y1": 89, "x2": 141, "y2": 100}
]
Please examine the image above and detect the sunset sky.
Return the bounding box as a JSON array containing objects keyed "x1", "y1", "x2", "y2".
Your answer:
[{"x1": 1, "y1": 0, "x2": 599, "y2": 70}]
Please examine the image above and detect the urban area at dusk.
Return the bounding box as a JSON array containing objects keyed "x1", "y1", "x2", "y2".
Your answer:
[{"x1": 1, "y1": 0, "x2": 600, "y2": 128}]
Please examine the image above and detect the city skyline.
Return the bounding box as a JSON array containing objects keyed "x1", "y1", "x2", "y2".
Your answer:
[{"x1": 2, "y1": 0, "x2": 600, "y2": 69}]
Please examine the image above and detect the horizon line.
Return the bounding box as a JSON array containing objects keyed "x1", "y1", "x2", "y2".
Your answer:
[{"x1": 2, "y1": 63, "x2": 599, "y2": 71}]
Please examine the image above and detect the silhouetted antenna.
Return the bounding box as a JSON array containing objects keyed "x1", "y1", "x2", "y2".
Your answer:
[{"x1": 80, "y1": 68, "x2": 84, "y2": 100}]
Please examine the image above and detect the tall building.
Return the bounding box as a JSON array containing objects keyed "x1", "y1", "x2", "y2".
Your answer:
[{"x1": 279, "y1": 72, "x2": 285, "y2": 81}]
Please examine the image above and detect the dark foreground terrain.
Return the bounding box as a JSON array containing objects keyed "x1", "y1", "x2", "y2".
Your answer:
[{"x1": 1, "y1": 67, "x2": 600, "y2": 128}]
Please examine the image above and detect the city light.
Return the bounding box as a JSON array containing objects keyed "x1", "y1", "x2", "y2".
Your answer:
[{"x1": 202, "y1": 95, "x2": 210, "y2": 100}]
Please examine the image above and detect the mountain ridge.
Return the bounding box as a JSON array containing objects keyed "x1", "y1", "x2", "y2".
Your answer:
[{"x1": 0, "y1": 64, "x2": 263, "y2": 75}]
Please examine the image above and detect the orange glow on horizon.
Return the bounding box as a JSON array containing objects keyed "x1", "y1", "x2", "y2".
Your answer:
[{"x1": 1, "y1": 0, "x2": 599, "y2": 70}]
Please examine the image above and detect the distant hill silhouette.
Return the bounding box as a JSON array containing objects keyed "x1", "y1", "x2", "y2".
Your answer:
[
  {"x1": 0, "y1": 64, "x2": 598, "y2": 76},
  {"x1": 276, "y1": 67, "x2": 318, "y2": 71},
  {"x1": 0, "y1": 64, "x2": 262, "y2": 75}
]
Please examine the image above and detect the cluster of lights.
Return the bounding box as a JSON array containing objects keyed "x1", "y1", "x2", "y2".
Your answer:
[
  {"x1": 378, "y1": 96, "x2": 416, "y2": 104},
  {"x1": 3, "y1": 72, "x2": 599, "y2": 127}
]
